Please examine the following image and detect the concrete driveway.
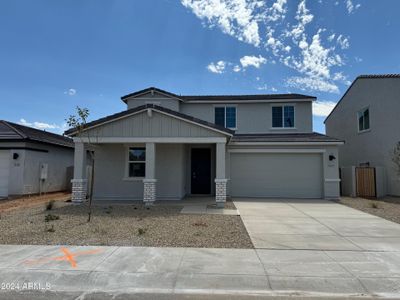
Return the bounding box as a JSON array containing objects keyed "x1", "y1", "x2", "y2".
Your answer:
[{"x1": 233, "y1": 198, "x2": 400, "y2": 251}]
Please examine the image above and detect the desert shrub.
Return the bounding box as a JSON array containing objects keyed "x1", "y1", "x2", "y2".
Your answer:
[
  {"x1": 137, "y1": 228, "x2": 147, "y2": 235},
  {"x1": 371, "y1": 202, "x2": 379, "y2": 209},
  {"x1": 46, "y1": 200, "x2": 55, "y2": 210},
  {"x1": 45, "y1": 214, "x2": 60, "y2": 222}
]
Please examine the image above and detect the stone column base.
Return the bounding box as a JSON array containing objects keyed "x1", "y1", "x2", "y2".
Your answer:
[
  {"x1": 71, "y1": 179, "x2": 87, "y2": 204},
  {"x1": 143, "y1": 179, "x2": 157, "y2": 206},
  {"x1": 215, "y1": 179, "x2": 228, "y2": 208}
]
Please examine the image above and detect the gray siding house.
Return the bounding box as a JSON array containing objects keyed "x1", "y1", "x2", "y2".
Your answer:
[
  {"x1": 325, "y1": 74, "x2": 400, "y2": 197},
  {"x1": 0, "y1": 121, "x2": 74, "y2": 198},
  {"x1": 65, "y1": 87, "x2": 343, "y2": 206}
]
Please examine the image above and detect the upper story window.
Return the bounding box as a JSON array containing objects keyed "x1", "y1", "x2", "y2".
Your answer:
[
  {"x1": 128, "y1": 147, "x2": 146, "y2": 178},
  {"x1": 272, "y1": 105, "x2": 295, "y2": 128},
  {"x1": 358, "y1": 107, "x2": 370, "y2": 132},
  {"x1": 214, "y1": 106, "x2": 237, "y2": 129}
]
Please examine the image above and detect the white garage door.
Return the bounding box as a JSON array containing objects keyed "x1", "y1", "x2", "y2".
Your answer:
[
  {"x1": 0, "y1": 150, "x2": 10, "y2": 198},
  {"x1": 230, "y1": 153, "x2": 323, "y2": 198}
]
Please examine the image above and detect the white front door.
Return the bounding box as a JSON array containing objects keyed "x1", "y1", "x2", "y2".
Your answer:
[{"x1": 0, "y1": 150, "x2": 10, "y2": 198}]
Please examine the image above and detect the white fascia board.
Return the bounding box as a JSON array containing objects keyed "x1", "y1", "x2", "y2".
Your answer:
[
  {"x1": 73, "y1": 137, "x2": 227, "y2": 144},
  {"x1": 186, "y1": 99, "x2": 313, "y2": 104},
  {"x1": 228, "y1": 148, "x2": 326, "y2": 153},
  {"x1": 229, "y1": 141, "x2": 344, "y2": 146}
]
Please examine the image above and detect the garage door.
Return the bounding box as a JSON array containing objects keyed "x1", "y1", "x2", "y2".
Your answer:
[
  {"x1": 0, "y1": 150, "x2": 10, "y2": 198},
  {"x1": 230, "y1": 153, "x2": 323, "y2": 198}
]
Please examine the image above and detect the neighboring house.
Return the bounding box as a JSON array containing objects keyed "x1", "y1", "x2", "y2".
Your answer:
[
  {"x1": 65, "y1": 87, "x2": 343, "y2": 207},
  {"x1": 0, "y1": 120, "x2": 74, "y2": 198},
  {"x1": 325, "y1": 74, "x2": 400, "y2": 197}
]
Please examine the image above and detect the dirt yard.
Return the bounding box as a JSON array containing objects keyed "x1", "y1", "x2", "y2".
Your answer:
[
  {"x1": 340, "y1": 196, "x2": 400, "y2": 224},
  {"x1": 0, "y1": 200, "x2": 253, "y2": 248},
  {"x1": 0, "y1": 192, "x2": 71, "y2": 213}
]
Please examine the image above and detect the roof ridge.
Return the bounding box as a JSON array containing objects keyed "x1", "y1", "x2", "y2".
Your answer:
[
  {"x1": 357, "y1": 74, "x2": 400, "y2": 79},
  {"x1": 121, "y1": 87, "x2": 316, "y2": 102}
]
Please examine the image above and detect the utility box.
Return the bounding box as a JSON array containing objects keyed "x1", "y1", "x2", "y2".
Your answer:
[{"x1": 40, "y1": 163, "x2": 48, "y2": 180}]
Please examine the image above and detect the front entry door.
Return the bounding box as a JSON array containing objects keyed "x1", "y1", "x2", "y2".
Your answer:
[{"x1": 191, "y1": 148, "x2": 211, "y2": 194}]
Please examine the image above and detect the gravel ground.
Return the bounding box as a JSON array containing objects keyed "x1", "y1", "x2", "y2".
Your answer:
[
  {"x1": 0, "y1": 201, "x2": 253, "y2": 248},
  {"x1": 339, "y1": 197, "x2": 400, "y2": 224}
]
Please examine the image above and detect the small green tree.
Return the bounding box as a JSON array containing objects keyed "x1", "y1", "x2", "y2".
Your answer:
[
  {"x1": 393, "y1": 142, "x2": 400, "y2": 177},
  {"x1": 66, "y1": 106, "x2": 96, "y2": 222}
]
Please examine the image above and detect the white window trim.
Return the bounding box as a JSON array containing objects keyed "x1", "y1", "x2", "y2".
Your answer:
[
  {"x1": 357, "y1": 107, "x2": 371, "y2": 133},
  {"x1": 124, "y1": 146, "x2": 146, "y2": 180},
  {"x1": 271, "y1": 105, "x2": 296, "y2": 129}
]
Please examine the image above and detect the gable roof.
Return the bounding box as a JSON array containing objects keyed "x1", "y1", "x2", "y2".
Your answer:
[
  {"x1": 231, "y1": 132, "x2": 343, "y2": 143},
  {"x1": 324, "y1": 74, "x2": 400, "y2": 123},
  {"x1": 0, "y1": 120, "x2": 74, "y2": 148},
  {"x1": 121, "y1": 87, "x2": 316, "y2": 103},
  {"x1": 64, "y1": 104, "x2": 234, "y2": 137}
]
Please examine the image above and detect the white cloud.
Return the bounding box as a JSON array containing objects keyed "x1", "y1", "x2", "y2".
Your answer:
[
  {"x1": 312, "y1": 100, "x2": 337, "y2": 117},
  {"x1": 233, "y1": 65, "x2": 241, "y2": 72},
  {"x1": 355, "y1": 56, "x2": 363, "y2": 63},
  {"x1": 19, "y1": 119, "x2": 66, "y2": 133},
  {"x1": 181, "y1": 0, "x2": 264, "y2": 46},
  {"x1": 336, "y1": 34, "x2": 350, "y2": 49},
  {"x1": 239, "y1": 55, "x2": 267, "y2": 68},
  {"x1": 207, "y1": 60, "x2": 227, "y2": 73},
  {"x1": 346, "y1": 0, "x2": 361, "y2": 14},
  {"x1": 64, "y1": 88, "x2": 76, "y2": 96},
  {"x1": 286, "y1": 76, "x2": 339, "y2": 93},
  {"x1": 184, "y1": 0, "x2": 355, "y2": 94},
  {"x1": 267, "y1": 0, "x2": 287, "y2": 22}
]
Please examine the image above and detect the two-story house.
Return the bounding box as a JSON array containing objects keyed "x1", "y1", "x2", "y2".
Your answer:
[
  {"x1": 325, "y1": 74, "x2": 400, "y2": 197},
  {"x1": 65, "y1": 87, "x2": 343, "y2": 207}
]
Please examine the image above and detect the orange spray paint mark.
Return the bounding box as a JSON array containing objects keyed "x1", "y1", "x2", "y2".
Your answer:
[{"x1": 24, "y1": 247, "x2": 103, "y2": 268}]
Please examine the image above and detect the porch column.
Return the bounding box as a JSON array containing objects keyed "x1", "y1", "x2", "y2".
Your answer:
[
  {"x1": 71, "y1": 142, "x2": 87, "y2": 204},
  {"x1": 215, "y1": 142, "x2": 228, "y2": 208},
  {"x1": 143, "y1": 142, "x2": 156, "y2": 206}
]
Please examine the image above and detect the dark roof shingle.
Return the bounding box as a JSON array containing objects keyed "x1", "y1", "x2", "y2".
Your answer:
[
  {"x1": 0, "y1": 120, "x2": 74, "y2": 148},
  {"x1": 231, "y1": 132, "x2": 343, "y2": 143},
  {"x1": 121, "y1": 87, "x2": 316, "y2": 103}
]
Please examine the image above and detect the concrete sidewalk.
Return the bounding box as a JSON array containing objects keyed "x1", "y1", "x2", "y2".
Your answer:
[{"x1": 1, "y1": 245, "x2": 400, "y2": 299}]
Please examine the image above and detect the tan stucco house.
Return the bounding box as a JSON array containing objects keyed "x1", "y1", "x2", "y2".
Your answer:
[
  {"x1": 65, "y1": 87, "x2": 343, "y2": 207},
  {"x1": 325, "y1": 74, "x2": 400, "y2": 197}
]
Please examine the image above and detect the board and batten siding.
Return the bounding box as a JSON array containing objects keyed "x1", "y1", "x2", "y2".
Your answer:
[
  {"x1": 125, "y1": 93, "x2": 180, "y2": 111},
  {"x1": 84, "y1": 111, "x2": 226, "y2": 138}
]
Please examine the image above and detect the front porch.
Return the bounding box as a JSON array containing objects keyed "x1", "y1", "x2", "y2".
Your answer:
[{"x1": 71, "y1": 140, "x2": 229, "y2": 207}]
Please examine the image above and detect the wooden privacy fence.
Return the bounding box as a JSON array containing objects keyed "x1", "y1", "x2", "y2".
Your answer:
[{"x1": 356, "y1": 167, "x2": 376, "y2": 198}]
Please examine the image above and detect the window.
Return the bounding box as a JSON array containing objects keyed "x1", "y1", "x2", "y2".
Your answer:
[
  {"x1": 128, "y1": 147, "x2": 146, "y2": 177},
  {"x1": 358, "y1": 108, "x2": 370, "y2": 132},
  {"x1": 272, "y1": 105, "x2": 295, "y2": 128},
  {"x1": 214, "y1": 106, "x2": 237, "y2": 129}
]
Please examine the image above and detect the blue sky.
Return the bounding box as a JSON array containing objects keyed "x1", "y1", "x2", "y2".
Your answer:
[{"x1": 1, "y1": 0, "x2": 399, "y2": 134}]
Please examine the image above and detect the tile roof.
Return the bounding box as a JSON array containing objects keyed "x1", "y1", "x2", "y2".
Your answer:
[
  {"x1": 231, "y1": 132, "x2": 343, "y2": 143},
  {"x1": 0, "y1": 120, "x2": 74, "y2": 148},
  {"x1": 120, "y1": 87, "x2": 316, "y2": 103},
  {"x1": 64, "y1": 104, "x2": 234, "y2": 136}
]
